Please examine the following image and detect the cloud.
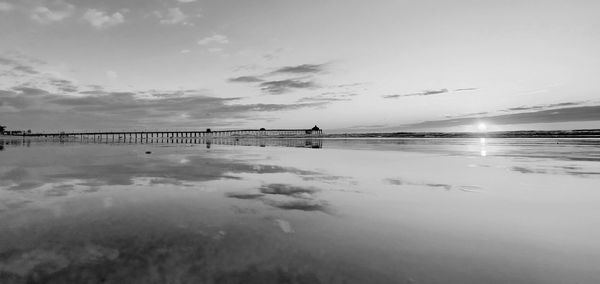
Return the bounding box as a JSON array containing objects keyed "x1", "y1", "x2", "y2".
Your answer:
[
  {"x1": 226, "y1": 63, "x2": 330, "y2": 94},
  {"x1": 330, "y1": 82, "x2": 368, "y2": 89},
  {"x1": 30, "y1": 1, "x2": 75, "y2": 24},
  {"x1": 297, "y1": 91, "x2": 357, "y2": 103},
  {"x1": 444, "y1": 101, "x2": 588, "y2": 120},
  {"x1": 12, "y1": 87, "x2": 50, "y2": 96},
  {"x1": 0, "y1": 90, "x2": 36, "y2": 109},
  {"x1": 260, "y1": 183, "x2": 316, "y2": 195},
  {"x1": 383, "y1": 87, "x2": 478, "y2": 99},
  {"x1": 262, "y1": 48, "x2": 284, "y2": 61},
  {"x1": 10, "y1": 65, "x2": 39, "y2": 75},
  {"x1": 49, "y1": 78, "x2": 78, "y2": 92},
  {"x1": 157, "y1": 7, "x2": 188, "y2": 25},
  {"x1": 401, "y1": 105, "x2": 600, "y2": 129},
  {"x1": 226, "y1": 192, "x2": 265, "y2": 199},
  {"x1": 272, "y1": 64, "x2": 325, "y2": 74},
  {"x1": 1, "y1": 83, "x2": 327, "y2": 130},
  {"x1": 342, "y1": 123, "x2": 389, "y2": 130},
  {"x1": 82, "y1": 9, "x2": 125, "y2": 29},
  {"x1": 445, "y1": 111, "x2": 489, "y2": 119},
  {"x1": 318, "y1": 91, "x2": 358, "y2": 98},
  {"x1": 0, "y1": 55, "x2": 226, "y2": 127},
  {"x1": 177, "y1": 0, "x2": 197, "y2": 2},
  {"x1": 259, "y1": 79, "x2": 317, "y2": 94},
  {"x1": 0, "y1": 53, "x2": 46, "y2": 67},
  {"x1": 1, "y1": 54, "x2": 329, "y2": 129},
  {"x1": 0, "y1": 54, "x2": 83, "y2": 96},
  {"x1": 0, "y1": 56, "x2": 17, "y2": 66},
  {"x1": 201, "y1": 102, "x2": 325, "y2": 115},
  {"x1": 383, "y1": 88, "x2": 449, "y2": 99},
  {"x1": 197, "y1": 34, "x2": 229, "y2": 45},
  {"x1": 503, "y1": 102, "x2": 584, "y2": 112},
  {"x1": 180, "y1": 49, "x2": 191, "y2": 54},
  {"x1": 454, "y1": 87, "x2": 478, "y2": 92},
  {"x1": 228, "y1": 76, "x2": 264, "y2": 83},
  {"x1": 0, "y1": 2, "x2": 13, "y2": 12},
  {"x1": 297, "y1": 96, "x2": 351, "y2": 103},
  {"x1": 0, "y1": 53, "x2": 325, "y2": 129}
]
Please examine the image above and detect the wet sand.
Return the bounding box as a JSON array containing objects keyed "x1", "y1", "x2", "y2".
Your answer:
[{"x1": 1, "y1": 138, "x2": 599, "y2": 283}]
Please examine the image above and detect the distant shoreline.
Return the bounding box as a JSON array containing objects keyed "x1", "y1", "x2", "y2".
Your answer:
[{"x1": 322, "y1": 129, "x2": 600, "y2": 138}]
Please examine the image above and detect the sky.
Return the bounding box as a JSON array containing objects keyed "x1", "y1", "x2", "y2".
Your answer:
[{"x1": 1, "y1": 0, "x2": 599, "y2": 133}]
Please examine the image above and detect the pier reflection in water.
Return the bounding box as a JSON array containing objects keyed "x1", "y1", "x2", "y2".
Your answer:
[{"x1": 0, "y1": 137, "x2": 323, "y2": 149}]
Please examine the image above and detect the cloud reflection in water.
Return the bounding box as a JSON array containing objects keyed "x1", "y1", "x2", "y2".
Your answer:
[
  {"x1": 226, "y1": 183, "x2": 331, "y2": 213},
  {"x1": 386, "y1": 178, "x2": 483, "y2": 193}
]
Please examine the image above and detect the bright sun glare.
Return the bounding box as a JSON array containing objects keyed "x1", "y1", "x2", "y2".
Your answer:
[{"x1": 477, "y1": 123, "x2": 487, "y2": 131}]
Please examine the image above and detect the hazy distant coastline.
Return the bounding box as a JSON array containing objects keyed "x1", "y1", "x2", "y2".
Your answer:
[{"x1": 324, "y1": 129, "x2": 600, "y2": 138}]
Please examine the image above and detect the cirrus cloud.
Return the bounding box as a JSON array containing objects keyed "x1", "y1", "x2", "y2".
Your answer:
[
  {"x1": 383, "y1": 87, "x2": 478, "y2": 99},
  {"x1": 272, "y1": 64, "x2": 325, "y2": 74},
  {"x1": 197, "y1": 34, "x2": 229, "y2": 45},
  {"x1": 259, "y1": 79, "x2": 317, "y2": 95},
  {"x1": 156, "y1": 7, "x2": 189, "y2": 25},
  {"x1": 383, "y1": 88, "x2": 449, "y2": 99},
  {"x1": 82, "y1": 9, "x2": 125, "y2": 29},
  {"x1": 30, "y1": 2, "x2": 75, "y2": 24},
  {"x1": 228, "y1": 76, "x2": 264, "y2": 83}
]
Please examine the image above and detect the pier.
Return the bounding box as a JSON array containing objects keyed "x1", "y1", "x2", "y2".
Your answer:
[{"x1": 1, "y1": 126, "x2": 323, "y2": 140}]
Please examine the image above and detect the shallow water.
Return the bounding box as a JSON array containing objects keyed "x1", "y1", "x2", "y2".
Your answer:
[{"x1": 1, "y1": 137, "x2": 599, "y2": 283}]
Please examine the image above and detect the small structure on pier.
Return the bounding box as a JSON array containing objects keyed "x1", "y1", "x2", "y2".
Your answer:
[{"x1": 306, "y1": 125, "x2": 321, "y2": 135}]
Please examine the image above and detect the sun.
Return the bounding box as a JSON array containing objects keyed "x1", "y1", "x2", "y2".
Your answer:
[{"x1": 477, "y1": 122, "x2": 487, "y2": 131}]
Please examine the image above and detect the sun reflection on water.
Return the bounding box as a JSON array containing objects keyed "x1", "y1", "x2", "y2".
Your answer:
[{"x1": 480, "y1": 137, "x2": 487, "y2": 156}]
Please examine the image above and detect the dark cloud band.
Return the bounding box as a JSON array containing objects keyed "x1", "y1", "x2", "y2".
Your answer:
[
  {"x1": 403, "y1": 105, "x2": 600, "y2": 129},
  {"x1": 383, "y1": 88, "x2": 449, "y2": 98}
]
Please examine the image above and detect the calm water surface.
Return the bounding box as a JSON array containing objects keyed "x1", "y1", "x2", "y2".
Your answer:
[{"x1": 1, "y1": 138, "x2": 599, "y2": 283}]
